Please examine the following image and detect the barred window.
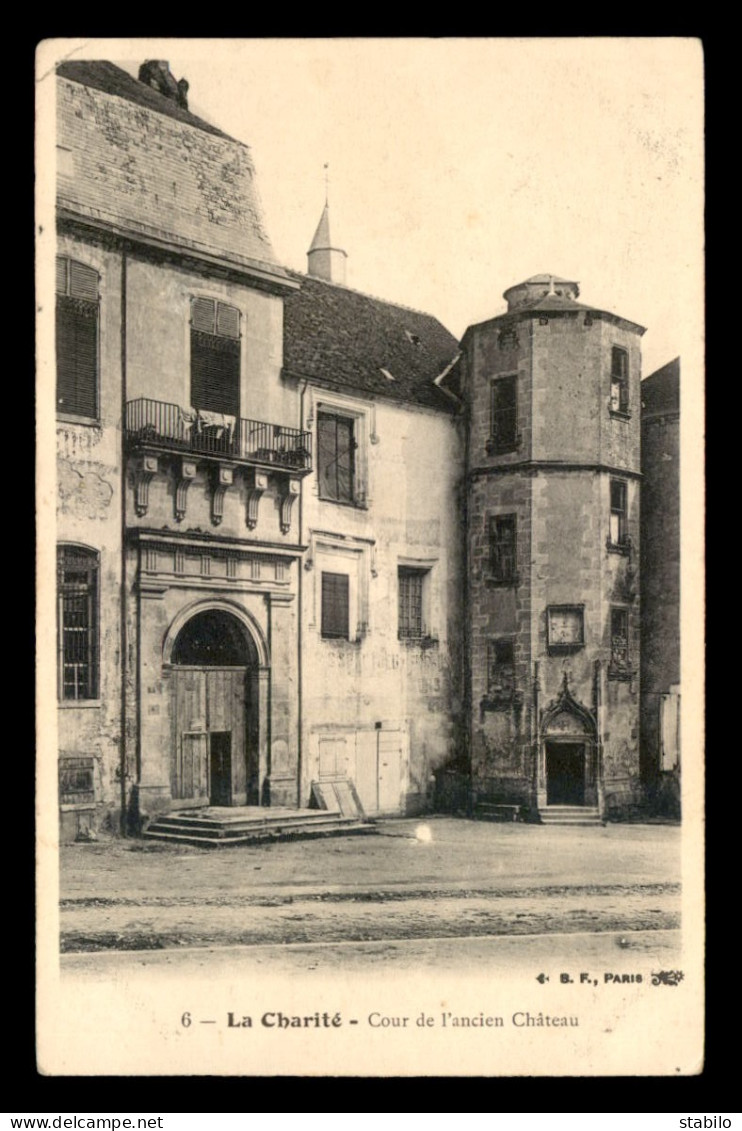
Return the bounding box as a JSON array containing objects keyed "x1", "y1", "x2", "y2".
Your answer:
[
  {"x1": 317, "y1": 412, "x2": 355, "y2": 503},
  {"x1": 57, "y1": 546, "x2": 99, "y2": 701},
  {"x1": 610, "y1": 479, "x2": 628, "y2": 546},
  {"x1": 398, "y1": 568, "x2": 426, "y2": 640},
  {"x1": 321, "y1": 572, "x2": 350, "y2": 639},
  {"x1": 489, "y1": 514, "x2": 517, "y2": 582},
  {"x1": 487, "y1": 638, "x2": 515, "y2": 697},
  {"x1": 610, "y1": 346, "x2": 629, "y2": 413},
  {"x1": 489, "y1": 375, "x2": 518, "y2": 453},
  {"x1": 190, "y1": 296, "x2": 241, "y2": 417},
  {"x1": 56, "y1": 256, "x2": 99, "y2": 418}
]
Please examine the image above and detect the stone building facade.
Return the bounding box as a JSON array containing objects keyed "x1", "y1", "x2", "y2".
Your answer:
[{"x1": 52, "y1": 59, "x2": 680, "y2": 838}]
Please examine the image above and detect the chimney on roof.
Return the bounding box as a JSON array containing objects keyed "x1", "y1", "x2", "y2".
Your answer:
[{"x1": 138, "y1": 60, "x2": 188, "y2": 109}]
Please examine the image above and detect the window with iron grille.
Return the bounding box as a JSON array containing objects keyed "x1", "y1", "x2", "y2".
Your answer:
[
  {"x1": 487, "y1": 638, "x2": 515, "y2": 698},
  {"x1": 56, "y1": 256, "x2": 99, "y2": 418},
  {"x1": 610, "y1": 607, "x2": 629, "y2": 670},
  {"x1": 317, "y1": 412, "x2": 356, "y2": 503},
  {"x1": 609, "y1": 479, "x2": 628, "y2": 547},
  {"x1": 489, "y1": 514, "x2": 517, "y2": 583},
  {"x1": 321, "y1": 571, "x2": 350, "y2": 639},
  {"x1": 57, "y1": 546, "x2": 99, "y2": 701},
  {"x1": 398, "y1": 568, "x2": 427, "y2": 640},
  {"x1": 190, "y1": 296, "x2": 241, "y2": 417},
  {"x1": 610, "y1": 346, "x2": 629, "y2": 413},
  {"x1": 489, "y1": 374, "x2": 518, "y2": 453}
]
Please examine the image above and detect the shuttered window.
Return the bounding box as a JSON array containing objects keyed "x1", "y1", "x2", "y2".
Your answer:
[
  {"x1": 190, "y1": 297, "x2": 241, "y2": 417},
  {"x1": 317, "y1": 412, "x2": 355, "y2": 502},
  {"x1": 57, "y1": 546, "x2": 99, "y2": 701},
  {"x1": 321, "y1": 572, "x2": 350, "y2": 639},
  {"x1": 56, "y1": 257, "x2": 99, "y2": 418}
]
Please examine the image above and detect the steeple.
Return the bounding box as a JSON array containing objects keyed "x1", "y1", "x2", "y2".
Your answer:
[{"x1": 306, "y1": 169, "x2": 347, "y2": 284}]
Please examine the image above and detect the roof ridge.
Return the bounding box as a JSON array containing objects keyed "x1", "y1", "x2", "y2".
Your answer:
[{"x1": 286, "y1": 268, "x2": 454, "y2": 328}]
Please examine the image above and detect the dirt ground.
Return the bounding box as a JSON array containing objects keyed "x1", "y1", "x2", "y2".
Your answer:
[{"x1": 59, "y1": 817, "x2": 681, "y2": 955}]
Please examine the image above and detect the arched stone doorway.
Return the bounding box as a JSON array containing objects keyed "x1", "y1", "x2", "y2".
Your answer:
[
  {"x1": 168, "y1": 607, "x2": 264, "y2": 807},
  {"x1": 539, "y1": 678, "x2": 599, "y2": 809}
]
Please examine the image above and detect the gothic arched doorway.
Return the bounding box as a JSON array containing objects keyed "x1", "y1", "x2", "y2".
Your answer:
[
  {"x1": 169, "y1": 608, "x2": 261, "y2": 807},
  {"x1": 539, "y1": 678, "x2": 599, "y2": 810}
]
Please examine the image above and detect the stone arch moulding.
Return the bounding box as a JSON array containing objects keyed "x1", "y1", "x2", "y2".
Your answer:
[
  {"x1": 161, "y1": 597, "x2": 270, "y2": 669},
  {"x1": 540, "y1": 674, "x2": 597, "y2": 738}
]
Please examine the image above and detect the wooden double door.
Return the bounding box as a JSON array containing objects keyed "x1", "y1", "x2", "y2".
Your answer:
[{"x1": 172, "y1": 667, "x2": 249, "y2": 806}]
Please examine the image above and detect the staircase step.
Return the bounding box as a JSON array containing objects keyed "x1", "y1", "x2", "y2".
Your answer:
[
  {"x1": 144, "y1": 821, "x2": 377, "y2": 848},
  {"x1": 539, "y1": 806, "x2": 603, "y2": 827}
]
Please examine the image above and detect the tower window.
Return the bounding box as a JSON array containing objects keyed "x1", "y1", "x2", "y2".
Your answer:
[
  {"x1": 321, "y1": 571, "x2": 350, "y2": 639},
  {"x1": 610, "y1": 346, "x2": 629, "y2": 414},
  {"x1": 57, "y1": 545, "x2": 99, "y2": 701},
  {"x1": 488, "y1": 375, "x2": 518, "y2": 454},
  {"x1": 610, "y1": 607, "x2": 629, "y2": 669},
  {"x1": 190, "y1": 297, "x2": 241, "y2": 418},
  {"x1": 489, "y1": 514, "x2": 517, "y2": 583},
  {"x1": 609, "y1": 479, "x2": 629, "y2": 547},
  {"x1": 487, "y1": 638, "x2": 515, "y2": 698},
  {"x1": 317, "y1": 412, "x2": 356, "y2": 503},
  {"x1": 56, "y1": 256, "x2": 99, "y2": 418}
]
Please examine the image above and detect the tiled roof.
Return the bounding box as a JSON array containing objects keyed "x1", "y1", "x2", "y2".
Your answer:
[
  {"x1": 282, "y1": 272, "x2": 460, "y2": 412},
  {"x1": 642, "y1": 357, "x2": 680, "y2": 415},
  {"x1": 57, "y1": 61, "x2": 286, "y2": 279},
  {"x1": 56, "y1": 60, "x2": 233, "y2": 140}
]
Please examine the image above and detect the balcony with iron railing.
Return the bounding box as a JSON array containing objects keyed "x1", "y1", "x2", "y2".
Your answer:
[{"x1": 125, "y1": 398, "x2": 312, "y2": 473}]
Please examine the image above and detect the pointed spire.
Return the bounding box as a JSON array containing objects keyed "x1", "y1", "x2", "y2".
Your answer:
[{"x1": 307, "y1": 167, "x2": 347, "y2": 284}]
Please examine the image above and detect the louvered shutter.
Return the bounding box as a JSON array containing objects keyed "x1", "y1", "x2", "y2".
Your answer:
[
  {"x1": 56, "y1": 297, "x2": 98, "y2": 417},
  {"x1": 191, "y1": 297, "x2": 216, "y2": 333},
  {"x1": 69, "y1": 260, "x2": 99, "y2": 301},
  {"x1": 321, "y1": 572, "x2": 349, "y2": 639},
  {"x1": 216, "y1": 302, "x2": 240, "y2": 339},
  {"x1": 55, "y1": 256, "x2": 68, "y2": 295}
]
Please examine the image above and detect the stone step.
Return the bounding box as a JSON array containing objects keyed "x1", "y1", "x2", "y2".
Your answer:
[
  {"x1": 149, "y1": 811, "x2": 348, "y2": 834},
  {"x1": 539, "y1": 806, "x2": 603, "y2": 827},
  {"x1": 144, "y1": 820, "x2": 378, "y2": 848},
  {"x1": 474, "y1": 803, "x2": 523, "y2": 822}
]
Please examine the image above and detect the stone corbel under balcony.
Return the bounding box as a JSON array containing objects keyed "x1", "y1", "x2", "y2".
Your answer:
[
  {"x1": 174, "y1": 457, "x2": 198, "y2": 523},
  {"x1": 245, "y1": 470, "x2": 270, "y2": 530},
  {"x1": 280, "y1": 478, "x2": 301, "y2": 535},
  {"x1": 211, "y1": 463, "x2": 236, "y2": 526},
  {"x1": 133, "y1": 452, "x2": 159, "y2": 517}
]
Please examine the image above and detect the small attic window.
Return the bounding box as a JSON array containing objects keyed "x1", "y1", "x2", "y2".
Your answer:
[
  {"x1": 404, "y1": 330, "x2": 422, "y2": 347},
  {"x1": 380, "y1": 368, "x2": 395, "y2": 381}
]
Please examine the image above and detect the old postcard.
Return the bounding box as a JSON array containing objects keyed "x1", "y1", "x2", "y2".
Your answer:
[{"x1": 36, "y1": 37, "x2": 704, "y2": 1077}]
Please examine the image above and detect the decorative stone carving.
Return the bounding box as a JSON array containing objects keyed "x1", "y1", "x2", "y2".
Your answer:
[
  {"x1": 175, "y1": 458, "x2": 197, "y2": 522},
  {"x1": 211, "y1": 463, "x2": 235, "y2": 526},
  {"x1": 245, "y1": 470, "x2": 269, "y2": 530},
  {"x1": 280, "y1": 478, "x2": 301, "y2": 534},
  {"x1": 133, "y1": 453, "x2": 158, "y2": 517}
]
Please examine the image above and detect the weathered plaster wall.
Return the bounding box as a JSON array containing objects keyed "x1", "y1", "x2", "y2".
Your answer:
[{"x1": 300, "y1": 391, "x2": 464, "y2": 814}]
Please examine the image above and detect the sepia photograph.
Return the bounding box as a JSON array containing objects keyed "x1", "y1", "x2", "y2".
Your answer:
[{"x1": 35, "y1": 37, "x2": 704, "y2": 1077}]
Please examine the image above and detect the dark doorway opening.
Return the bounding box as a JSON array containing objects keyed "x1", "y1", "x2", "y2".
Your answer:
[
  {"x1": 546, "y1": 742, "x2": 585, "y2": 805},
  {"x1": 209, "y1": 732, "x2": 232, "y2": 806}
]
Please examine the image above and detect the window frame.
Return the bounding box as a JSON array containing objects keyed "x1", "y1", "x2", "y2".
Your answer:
[
  {"x1": 397, "y1": 566, "x2": 429, "y2": 642},
  {"x1": 609, "y1": 345, "x2": 630, "y2": 417},
  {"x1": 57, "y1": 545, "x2": 100, "y2": 703},
  {"x1": 316, "y1": 410, "x2": 358, "y2": 505},
  {"x1": 487, "y1": 373, "x2": 519, "y2": 455},
  {"x1": 608, "y1": 605, "x2": 634, "y2": 680},
  {"x1": 608, "y1": 477, "x2": 630, "y2": 551},
  {"x1": 320, "y1": 570, "x2": 351, "y2": 640},
  {"x1": 488, "y1": 513, "x2": 518, "y2": 585},
  {"x1": 189, "y1": 296, "x2": 242, "y2": 420},
  {"x1": 56, "y1": 256, "x2": 101, "y2": 422},
  {"x1": 486, "y1": 636, "x2": 516, "y2": 699}
]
